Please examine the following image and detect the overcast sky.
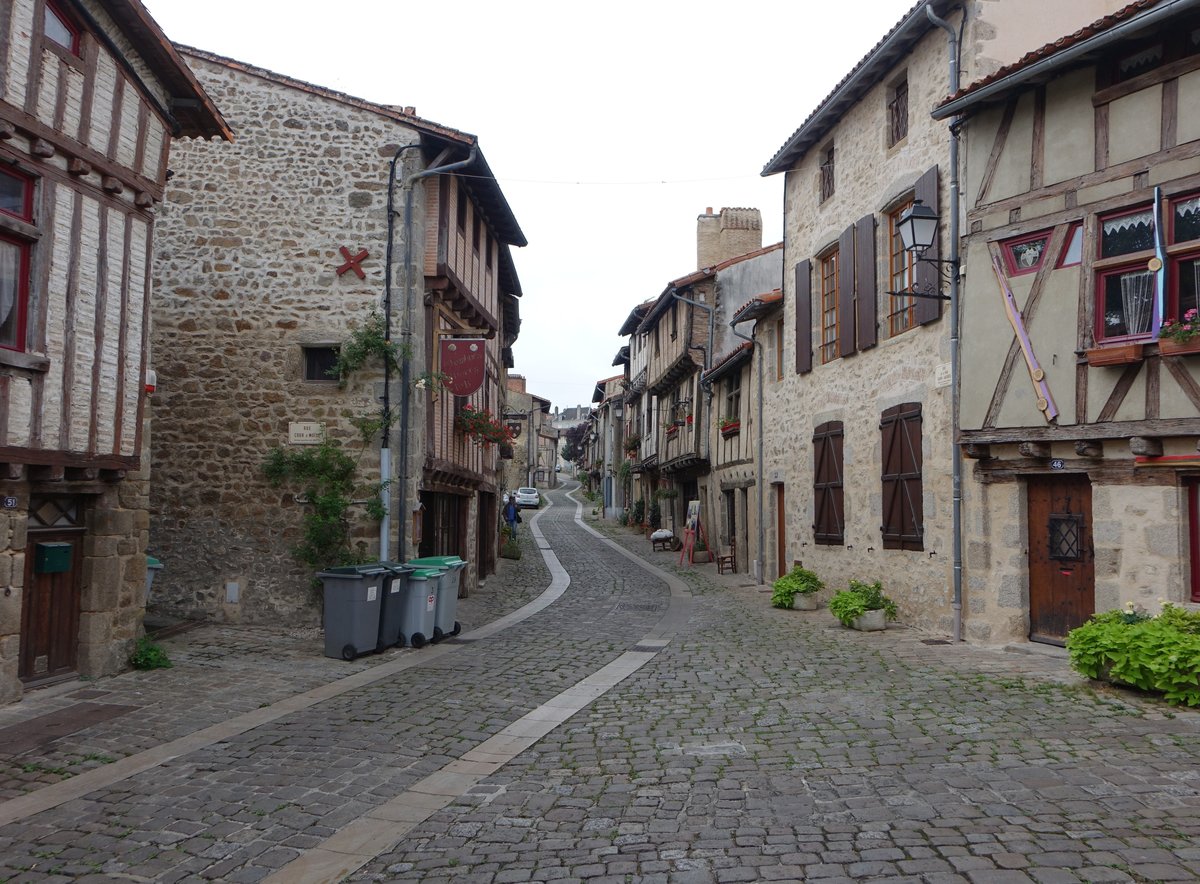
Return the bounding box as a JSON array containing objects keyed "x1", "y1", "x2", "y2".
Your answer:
[{"x1": 143, "y1": 0, "x2": 918, "y2": 412}]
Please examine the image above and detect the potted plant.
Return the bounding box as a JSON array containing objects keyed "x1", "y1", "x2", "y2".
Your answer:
[
  {"x1": 719, "y1": 417, "x2": 741, "y2": 437},
  {"x1": 631, "y1": 498, "x2": 646, "y2": 529},
  {"x1": 771, "y1": 566, "x2": 824, "y2": 610},
  {"x1": 1159, "y1": 309, "x2": 1200, "y2": 355},
  {"x1": 829, "y1": 579, "x2": 898, "y2": 631}
]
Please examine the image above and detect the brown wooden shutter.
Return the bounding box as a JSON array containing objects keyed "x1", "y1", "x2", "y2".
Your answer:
[
  {"x1": 855, "y1": 213, "x2": 877, "y2": 350},
  {"x1": 838, "y1": 225, "x2": 856, "y2": 357},
  {"x1": 813, "y1": 420, "x2": 844, "y2": 545},
  {"x1": 914, "y1": 165, "x2": 942, "y2": 326},
  {"x1": 795, "y1": 259, "x2": 812, "y2": 374},
  {"x1": 880, "y1": 403, "x2": 924, "y2": 550}
]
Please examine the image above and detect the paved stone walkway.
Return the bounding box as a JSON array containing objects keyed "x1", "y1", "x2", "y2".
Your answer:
[{"x1": 0, "y1": 483, "x2": 1196, "y2": 883}]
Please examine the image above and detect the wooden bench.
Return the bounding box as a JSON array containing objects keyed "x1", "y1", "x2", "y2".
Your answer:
[{"x1": 651, "y1": 535, "x2": 674, "y2": 552}]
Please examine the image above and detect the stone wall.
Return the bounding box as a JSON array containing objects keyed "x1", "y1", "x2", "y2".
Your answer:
[
  {"x1": 765, "y1": 25, "x2": 958, "y2": 634},
  {"x1": 150, "y1": 53, "x2": 428, "y2": 625}
]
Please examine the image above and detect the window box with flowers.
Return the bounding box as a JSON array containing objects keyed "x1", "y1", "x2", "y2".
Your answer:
[
  {"x1": 719, "y1": 417, "x2": 741, "y2": 438},
  {"x1": 455, "y1": 405, "x2": 514, "y2": 448},
  {"x1": 624, "y1": 438, "x2": 640, "y2": 457},
  {"x1": 1159, "y1": 309, "x2": 1200, "y2": 355}
]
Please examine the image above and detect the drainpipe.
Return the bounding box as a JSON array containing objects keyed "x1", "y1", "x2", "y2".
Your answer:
[
  {"x1": 730, "y1": 319, "x2": 765, "y2": 584},
  {"x1": 388, "y1": 141, "x2": 479, "y2": 562},
  {"x1": 926, "y1": 3, "x2": 963, "y2": 643}
]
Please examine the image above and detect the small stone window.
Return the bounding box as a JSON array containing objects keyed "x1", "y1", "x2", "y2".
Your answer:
[{"x1": 302, "y1": 345, "x2": 339, "y2": 382}]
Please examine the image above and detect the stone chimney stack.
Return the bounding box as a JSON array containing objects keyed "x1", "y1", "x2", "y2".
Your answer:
[
  {"x1": 697, "y1": 207, "x2": 763, "y2": 269},
  {"x1": 506, "y1": 374, "x2": 527, "y2": 394}
]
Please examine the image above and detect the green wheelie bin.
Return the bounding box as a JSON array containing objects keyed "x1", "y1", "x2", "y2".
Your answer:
[
  {"x1": 379, "y1": 564, "x2": 439, "y2": 649},
  {"x1": 405, "y1": 556, "x2": 466, "y2": 641}
]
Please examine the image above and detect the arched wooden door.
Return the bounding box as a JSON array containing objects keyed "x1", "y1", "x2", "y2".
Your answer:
[{"x1": 1027, "y1": 475, "x2": 1095, "y2": 645}]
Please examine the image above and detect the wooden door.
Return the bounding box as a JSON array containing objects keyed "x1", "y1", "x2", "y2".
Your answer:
[
  {"x1": 1027, "y1": 474, "x2": 1094, "y2": 645},
  {"x1": 775, "y1": 484, "x2": 786, "y2": 580},
  {"x1": 20, "y1": 528, "x2": 84, "y2": 684}
]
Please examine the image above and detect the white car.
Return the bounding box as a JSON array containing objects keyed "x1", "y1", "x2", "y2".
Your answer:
[{"x1": 514, "y1": 487, "x2": 540, "y2": 508}]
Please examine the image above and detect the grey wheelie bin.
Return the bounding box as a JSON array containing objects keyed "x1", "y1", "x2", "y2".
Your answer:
[
  {"x1": 406, "y1": 556, "x2": 466, "y2": 641},
  {"x1": 378, "y1": 563, "x2": 439, "y2": 649},
  {"x1": 317, "y1": 564, "x2": 388, "y2": 660}
]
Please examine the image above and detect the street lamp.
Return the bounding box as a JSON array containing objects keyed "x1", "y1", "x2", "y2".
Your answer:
[{"x1": 896, "y1": 199, "x2": 940, "y2": 255}]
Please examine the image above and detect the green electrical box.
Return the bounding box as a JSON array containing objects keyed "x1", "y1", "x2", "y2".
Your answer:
[{"x1": 34, "y1": 542, "x2": 72, "y2": 574}]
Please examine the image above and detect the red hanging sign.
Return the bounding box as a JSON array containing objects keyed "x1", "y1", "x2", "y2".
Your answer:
[{"x1": 439, "y1": 338, "x2": 486, "y2": 397}]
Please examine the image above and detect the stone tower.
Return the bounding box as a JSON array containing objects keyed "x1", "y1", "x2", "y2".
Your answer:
[{"x1": 697, "y1": 207, "x2": 763, "y2": 269}]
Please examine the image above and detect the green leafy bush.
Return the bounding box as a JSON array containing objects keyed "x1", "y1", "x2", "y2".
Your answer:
[
  {"x1": 129, "y1": 637, "x2": 172, "y2": 670},
  {"x1": 631, "y1": 498, "x2": 646, "y2": 526},
  {"x1": 829, "y1": 579, "x2": 898, "y2": 626},
  {"x1": 771, "y1": 566, "x2": 824, "y2": 609},
  {"x1": 1067, "y1": 603, "x2": 1200, "y2": 706}
]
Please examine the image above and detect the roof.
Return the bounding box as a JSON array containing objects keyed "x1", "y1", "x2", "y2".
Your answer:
[
  {"x1": 98, "y1": 1, "x2": 230, "y2": 139},
  {"x1": 641, "y1": 242, "x2": 785, "y2": 331},
  {"x1": 178, "y1": 47, "x2": 527, "y2": 247},
  {"x1": 762, "y1": 0, "x2": 956, "y2": 176},
  {"x1": 933, "y1": 0, "x2": 1183, "y2": 119},
  {"x1": 612, "y1": 345, "x2": 630, "y2": 367},
  {"x1": 618, "y1": 298, "x2": 657, "y2": 337},
  {"x1": 731, "y1": 290, "x2": 783, "y2": 325},
  {"x1": 704, "y1": 342, "x2": 753, "y2": 384}
]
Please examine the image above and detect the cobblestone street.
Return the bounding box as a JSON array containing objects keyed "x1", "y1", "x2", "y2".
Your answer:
[{"x1": 0, "y1": 482, "x2": 1197, "y2": 883}]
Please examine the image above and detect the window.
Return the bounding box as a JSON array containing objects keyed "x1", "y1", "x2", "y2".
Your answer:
[
  {"x1": 44, "y1": 1, "x2": 80, "y2": 55},
  {"x1": 1095, "y1": 196, "x2": 1200, "y2": 342},
  {"x1": 880, "y1": 403, "x2": 923, "y2": 551},
  {"x1": 302, "y1": 345, "x2": 339, "y2": 382},
  {"x1": 813, "y1": 421, "x2": 844, "y2": 545},
  {"x1": 820, "y1": 249, "x2": 839, "y2": 363},
  {"x1": 456, "y1": 188, "x2": 467, "y2": 232},
  {"x1": 1002, "y1": 230, "x2": 1051, "y2": 276},
  {"x1": 724, "y1": 372, "x2": 740, "y2": 423},
  {"x1": 819, "y1": 144, "x2": 835, "y2": 203},
  {"x1": 472, "y1": 215, "x2": 480, "y2": 254},
  {"x1": 1057, "y1": 224, "x2": 1083, "y2": 268},
  {"x1": 670, "y1": 301, "x2": 678, "y2": 340},
  {"x1": 888, "y1": 202, "x2": 916, "y2": 335},
  {"x1": 0, "y1": 167, "x2": 33, "y2": 352},
  {"x1": 887, "y1": 76, "x2": 908, "y2": 148},
  {"x1": 485, "y1": 231, "x2": 493, "y2": 270}
]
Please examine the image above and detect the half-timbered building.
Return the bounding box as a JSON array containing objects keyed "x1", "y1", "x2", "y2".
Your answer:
[
  {"x1": 0, "y1": 0, "x2": 227, "y2": 701},
  {"x1": 939, "y1": 0, "x2": 1200, "y2": 644},
  {"x1": 150, "y1": 49, "x2": 523, "y2": 624}
]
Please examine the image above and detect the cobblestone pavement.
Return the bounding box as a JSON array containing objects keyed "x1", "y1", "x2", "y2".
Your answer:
[{"x1": 0, "y1": 483, "x2": 1197, "y2": 883}]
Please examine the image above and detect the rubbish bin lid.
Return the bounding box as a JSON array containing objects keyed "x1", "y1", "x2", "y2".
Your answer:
[
  {"x1": 405, "y1": 568, "x2": 443, "y2": 581},
  {"x1": 147, "y1": 556, "x2": 163, "y2": 568},
  {"x1": 406, "y1": 556, "x2": 466, "y2": 569},
  {"x1": 324, "y1": 563, "x2": 389, "y2": 575}
]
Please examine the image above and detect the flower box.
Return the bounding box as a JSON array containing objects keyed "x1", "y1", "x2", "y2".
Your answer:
[
  {"x1": 720, "y1": 421, "x2": 741, "y2": 438},
  {"x1": 1158, "y1": 337, "x2": 1200, "y2": 356},
  {"x1": 665, "y1": 425, "x2": 679, "y2": 439},
  {"x1": 1085, "y1": 343, "x2": 1144, "y2": 366}
]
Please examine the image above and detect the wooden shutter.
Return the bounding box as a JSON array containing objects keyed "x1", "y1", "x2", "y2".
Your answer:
[
  {"x1": 880, "y1": 403, "x2": 924, "y2": 550},
  {"x1": 913, "y1": 165, "x2": 942, "y2": 325},
  {"x1": 855, "y1": 213, "x2": 877, "y2": 350},
  {"x1": 795, "y1": 260, "x2": 812, "y2": 374},
  {"x1": 838, "y1": 225, "x2": 856, "y2": 357},
  {"x1": 812, "y1": 421, "x2": 844, "y2": 545}
]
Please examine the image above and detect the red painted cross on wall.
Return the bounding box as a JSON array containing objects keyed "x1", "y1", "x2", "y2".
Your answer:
[{"x1": 336, "y1": 246, "x2": 369, "y2": 279}]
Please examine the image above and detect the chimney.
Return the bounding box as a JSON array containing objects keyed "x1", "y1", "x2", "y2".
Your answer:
[{"x1": 698, "y1": 207, "x2": 762, "y2": 269}]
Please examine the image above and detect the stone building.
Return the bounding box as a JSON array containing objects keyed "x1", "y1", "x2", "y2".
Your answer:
[
  {"x1": 0, "y1": 0, "x2": 227, "y2": 702},
  {"x1": 501, "y1": 374, "x2": 554, "y2": 495},
  {"x1": 758, "y1": 0, "x2": 1131, "y2": 638},
  {"x1": 940, "y1": 0, "x2": 1200, "y2": 643},
  {"x1": 150, "y1": 49, "x2": 524, "y2": 624}
]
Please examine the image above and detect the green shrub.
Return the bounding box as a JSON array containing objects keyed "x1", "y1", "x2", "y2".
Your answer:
[
  {"x1": 631, "y1": 498, "x2": 646, "y2": 526},
  {"x1": 770, "y1": 566, "x2": 824, "y2": 609},
  {"x1": 829, "y1": 579, "x2": 897, "y2": 626},
  {"x1": 648, "y1": 501, "x2": 661, "y2": 530},
  {"x1": 129, "y1": 637, "x2": 172, "y2": 670},
  {"x1": 1067, "y1": 603, "x2": 1200, "y2": 706}
]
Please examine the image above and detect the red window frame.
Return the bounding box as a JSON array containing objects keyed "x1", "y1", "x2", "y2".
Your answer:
[
  {"x1": 0, "y1": 165, "x2": 33, "y2": 222},
  {"x1": 44, "y1": 0, "x2": 81, "y2": 56},
  {"x1": 1095, "y1": 204, "x2": 1158, "y2": 343},
  {"x1": 1001, "y1": 229, "x2": 1051, "y2": 276}
]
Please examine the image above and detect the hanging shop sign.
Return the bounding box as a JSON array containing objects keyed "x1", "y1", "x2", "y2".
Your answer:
[{"x1": 439, "y1": 338, "x2": 486, "y2": 397}]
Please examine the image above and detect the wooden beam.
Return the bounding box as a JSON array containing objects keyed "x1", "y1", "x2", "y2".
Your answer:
[
  {"x1": 1074, "y1": 440, "x2": 1104, "y2": 458},
  {"x1": 961, "y1": 416, "x2": 1200, "y2": 444},
  {"x1": 1096, "y1": 362, "x2": 1142, "y2": 423},
  {"x1": 1130, "y1": 436, "x2": 1163, "y2": 457},
  {"x1": 1017, "y1": 441, "x2": 1052, "y2": 459},
  {"x1": 962, "y1": 443, "x2": 992, "y2": 460},
  {"x1": 976, "y1": 98, "x2": 1018, "y2": 208}
]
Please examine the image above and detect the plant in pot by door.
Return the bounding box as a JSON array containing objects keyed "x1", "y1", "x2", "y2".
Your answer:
[
  {"x1": 771, "y1": 566, "x2": 824, "y2": 610},
  {"x1": 829, "y1": 579, "x2": 897, "y2": 631}
]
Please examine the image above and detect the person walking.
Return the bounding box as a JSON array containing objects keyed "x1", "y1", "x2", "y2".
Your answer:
[{"x1": 503, "y1": 495, "x2": 519, "y2": 536}]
